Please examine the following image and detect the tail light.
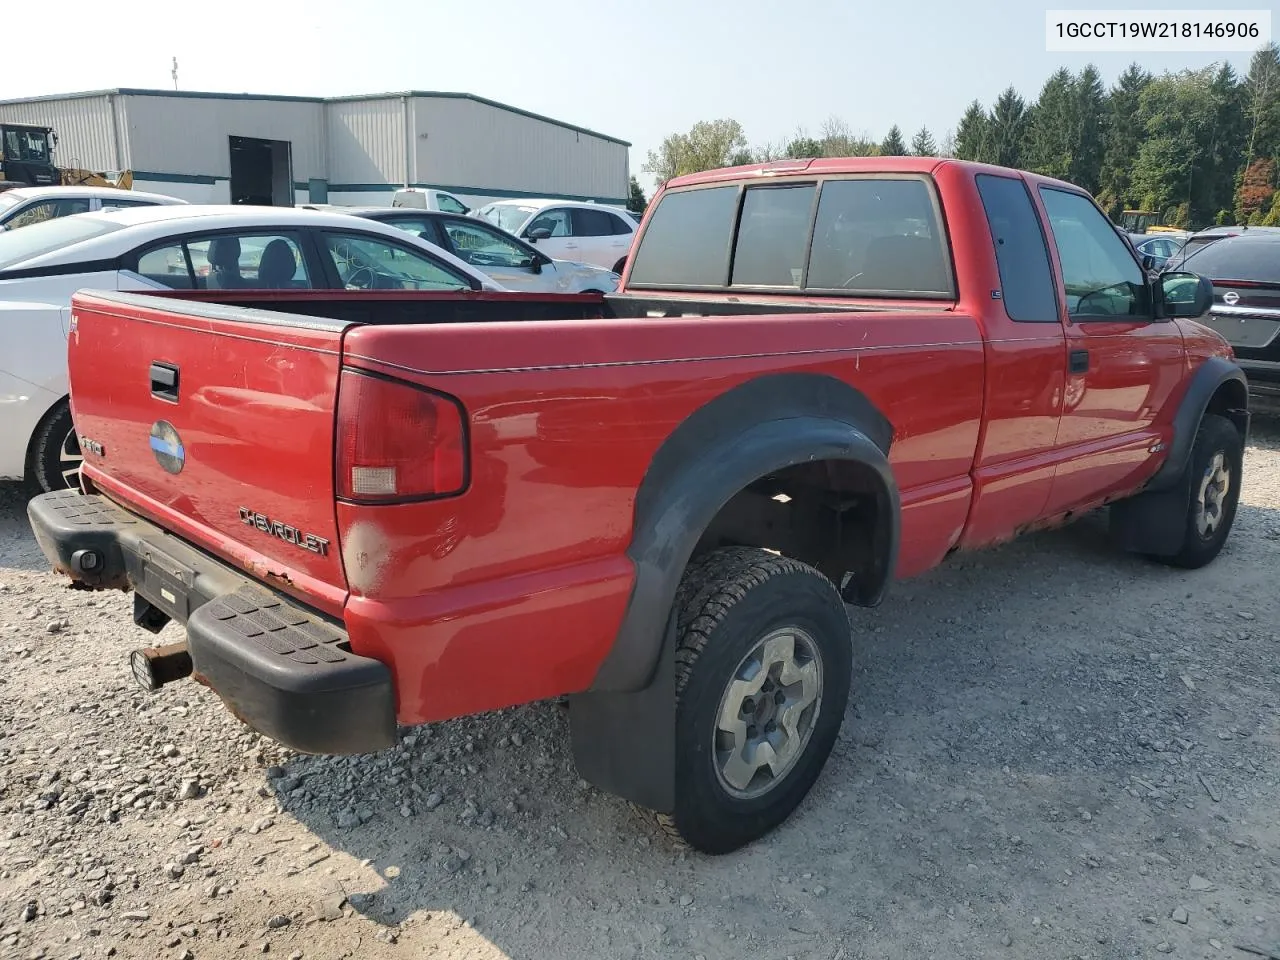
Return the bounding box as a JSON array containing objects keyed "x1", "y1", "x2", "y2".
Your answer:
[{"x1": 336, "y1": 368, "x2": 467, "y2": 502}]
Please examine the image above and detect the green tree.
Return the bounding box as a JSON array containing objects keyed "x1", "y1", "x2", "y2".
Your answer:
[
  {"x1": 642, "y1": 118, "x2": 748, "y2": 186},
  {"x1": 1131, "y1": 67, "x2": 1227, "y2": 226},
  {"x1": 988, "y1": 87, "x2": 1029, "y2": 168},
  {"x1": 954, "y1": 100, "x2": 990, "y2": 162},
  {"x1": 1244, "y1": 42, "x2": 1280, "y2": 166},
  {"x1": 1070, "y1": 65, "x2": 1107, "y2": 193},
  {"x1": 910, "y1": 126, "x2": 938, "y2": 156},
  {"x1": 627, "y1": 176, "x2": 647, "y2": 215},
  {"x1": 1098, "y1": 64, "x2": 1153, "y2": 214},
  {"x1": 1024, "y1": 68, "x2": 1076, "y2": 181},
  {"x1": 784, "y1": 134, "x2": 825, "y2": 158},
  {"x1": 880, "y1": 125, "x2": 907, "y2": 156}
]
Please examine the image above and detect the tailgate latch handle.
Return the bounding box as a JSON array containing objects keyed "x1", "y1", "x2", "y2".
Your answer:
[{"x1": 150, "y1": 362, "x2": 180, "y2": 402}]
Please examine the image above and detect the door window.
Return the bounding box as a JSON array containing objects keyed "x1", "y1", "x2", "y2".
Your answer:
[
  {"x1": 5, "y1": 198, "x2": 91, "y2": 229},
  {"x1": 570, "y1": 208, "x2": 616, "y2": 237},
  {"x1": 135, "y1": 233, "x2": 312, "y2": 290},
  {"x1": 320, "y1": 232, "x2": 473, "y2": 290},
  {"x1": 526, "y1": 208, "x2": 571, "y2": 237},
  {"x1": 439, "y1": 218, "x2": 537, "y2": 270},
  {"x1": 1040, "y1": 188, "x2": 1147, "y2": 320}
]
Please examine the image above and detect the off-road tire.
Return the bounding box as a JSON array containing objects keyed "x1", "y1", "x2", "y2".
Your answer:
[
  {"x1": 1156, "y1": 413, "x2": 1243, "y2": 569},
  {"x1": 656, "y1": 547, "x2": 852, "y2": 854},
  {"x1": 27, "y1": 400, "x2": 80, "y2": 494}
]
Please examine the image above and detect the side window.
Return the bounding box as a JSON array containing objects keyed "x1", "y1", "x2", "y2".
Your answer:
[
  {"x1": 436, "y1": 193, "x2": 468, "y2": 214},
  {"x1": 98, "y1": 198, "x2": 152, "y2": 212},
  {"x1": 606, "y1": 213, "x2": 634, "y2": 235},
  {"x1": 628, "y1": 185, "x2": 740, "y2": 287},
  {"x1": 58, "y1": 199, "x2": 92, "y2": 217},
  {"x1": 382, "y1": 216, "x2": 439, "y2": 244},
  {"x1": 137, "y1": 243, "x2": 196, "y2": 289},
  {"x1": 731, "y1": 184, "x2": 815, "y2": 288},
  {"x1": 440, "y1": 219, "x2": 535, "y2": 269},
  {"x1": 7, "y1": 201, "x2": 61, "y2": 230},
  {"x1": 526, "y1": 208, "x2": 570, "y2": 237},
  {"x1": 136, "y1": 233, "x2": 312, "y2": 290},
  {"x1": 975, "y1": 174, "x2": 1058, "y2": 322},
  {"x1": 571, "y1": 208, "x2": 616, "y2": 237},
  {"x1": 1040, "y1": 188, "x2": 1145, "y2": 319},
  {"x1": 320, "y1": 232, "x2": 473, "y2": 290},
  {"x1": 805, "y1": 179, "x2": 951, "y2": 295}
]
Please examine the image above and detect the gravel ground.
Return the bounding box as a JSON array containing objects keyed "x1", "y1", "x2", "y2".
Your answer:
[{"x1": 2, "y1": 417, "x2": 1279, "y2": 960}]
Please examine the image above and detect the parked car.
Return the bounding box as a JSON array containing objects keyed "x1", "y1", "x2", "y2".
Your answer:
[
  {"x1": 1168, "y1": 225, "x2": 1280, "y2": 270},
  {"x1": 309, "y1": 205, "x2": 620, "y2": 293},
  {"x1": 26, "y1": 157, "x2": 1243, "y2": 855},
  {"x1": 0, "y1": 204, "x2": 501, "y2": 492},
  {"x1": 1175, "y1": 231, "x2": 1280, "y2": 400},
  {"x1": 0, "y1": 185, "x2": 186, "y2": 230},
  {"x1": 390, "y1": 187, "x2": 471, "y2": 215},
  {"x1": 1132, "y1": 233, "x2": 1186, "y2": 270},
  {"x1": 473, "y1": 198, "x2": 636, "y2": 273}
]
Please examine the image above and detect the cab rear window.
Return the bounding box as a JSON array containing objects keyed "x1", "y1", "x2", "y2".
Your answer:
[{"x1": 628, "y1": 176, "x2": 953, "y2": 297}]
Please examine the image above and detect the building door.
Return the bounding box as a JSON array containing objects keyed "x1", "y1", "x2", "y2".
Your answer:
[{"x1": 229, "y1": 135, "x2": 294, "y2": 207}]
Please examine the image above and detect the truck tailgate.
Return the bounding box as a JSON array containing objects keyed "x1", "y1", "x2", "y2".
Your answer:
[{"x1": 68, "y1": 291, "x2": 351, "y2": 614}]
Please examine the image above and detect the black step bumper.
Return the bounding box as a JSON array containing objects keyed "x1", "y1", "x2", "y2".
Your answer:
[{"x1": 27, "y1": 490, "x2": 396, "y2": 756}]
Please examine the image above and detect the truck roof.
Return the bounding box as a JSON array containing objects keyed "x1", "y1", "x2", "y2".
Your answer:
[{"x1": 665, "y1": 156, "x2": 1079, "y2": 192}]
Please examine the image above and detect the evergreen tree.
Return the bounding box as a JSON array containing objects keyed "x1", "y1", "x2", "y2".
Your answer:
[
  {"x1": 910, "y1": 126, "x2": 938, "y2": 156},
  {"x1": 627, "y1": 176, "x2": 647, "y2": 215},
  {"x1": 988, "y1": 87, "x2": 1029, "y2": 168},
  {"x1": 1024, "y1": 68, "x2": 1076, "y2": 181},
  {"x1": 880, "y1": 125, "x2": 908, "y2": 156},
  {"x1": 1244, "y1": 42, "x2": 1280, "y2": 165},
  {"x1": 1070, "y1": 65, "x2": 1107, "y2": 193},
  {"x1": 954, "y1": 100, "x2": 990, "y2": 162},
  {"x1": 1098, "y1": 64, "x2": 1153, "y2": 214}
]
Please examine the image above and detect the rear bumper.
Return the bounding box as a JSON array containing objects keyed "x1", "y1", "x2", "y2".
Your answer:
[{"x1": 26, "y1": 490, "x2": 396, "y2": 755}]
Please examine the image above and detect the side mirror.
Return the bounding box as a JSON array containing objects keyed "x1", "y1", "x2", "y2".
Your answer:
[
  {"x1": 528, "y1": 227, "x2": 552, "y2": 241},
  {"x1": 1158, "y1": 271, "x2": 1213, "y2": 319}
]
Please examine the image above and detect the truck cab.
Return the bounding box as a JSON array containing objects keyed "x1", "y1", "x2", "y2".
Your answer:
[{"x1": 0, "y1": 123, "x2": 59, "y2": 188}]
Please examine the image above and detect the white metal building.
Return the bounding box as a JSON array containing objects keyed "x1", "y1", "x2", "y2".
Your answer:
[{"x1": 0, "y1": 89, "x2": 631, "y2": 208}]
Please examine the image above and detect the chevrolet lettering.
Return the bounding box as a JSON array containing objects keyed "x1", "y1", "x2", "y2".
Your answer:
[{"x1": 238, "y1": 508, "x2": 331, "y2": 556}]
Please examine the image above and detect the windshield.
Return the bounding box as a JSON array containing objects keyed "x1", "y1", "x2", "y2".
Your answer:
[
  {"x1": 1181, "y1": 237, "x2": 1280, "y2": 283},
  {"x1": 477, "y1": 204, "x2": 536, "y2": 234},
  {"x1": 3, "y1": 128, "x2": 51, "y2": 163},
  {"x1": 0, "y1": 216, "x2": 124, "y2": 271}
]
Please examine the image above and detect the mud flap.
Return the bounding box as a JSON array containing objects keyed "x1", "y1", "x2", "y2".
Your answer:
[
  {"x1": 1108, "y1": 471, "x2": 1193, "y2": 558},
  {"x1": 568, "y1": 609, "x2": 676, "y2": 814}
]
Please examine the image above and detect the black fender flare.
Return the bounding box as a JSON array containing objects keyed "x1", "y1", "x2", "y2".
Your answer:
[
  {"x1": 1146, "y1": 356, "x2": 1249, "y2": 492},
  {"x1": 588, "y1": 373, "x2": 898, "y2": 694}
]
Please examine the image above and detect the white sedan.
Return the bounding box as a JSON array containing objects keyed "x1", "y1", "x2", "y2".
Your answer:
[
  {"x1": 0, "y1": 185, "x2": 186, "y2": 230},
  {"x1": 473, "y1": 198, "x2": 639, "y2": 274},
  {"x1": 0, "y1": 204, "x2": 502, "y2": 492}
]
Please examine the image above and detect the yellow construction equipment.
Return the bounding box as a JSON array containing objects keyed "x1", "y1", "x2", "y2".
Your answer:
[{"x1": 0, "y1": 122, "x2": 133, "y2": 192}]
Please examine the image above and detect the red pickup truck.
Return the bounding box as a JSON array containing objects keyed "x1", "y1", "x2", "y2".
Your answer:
[{"x1": 28, "y1": 157, "x2": 1248, "y2": 854}]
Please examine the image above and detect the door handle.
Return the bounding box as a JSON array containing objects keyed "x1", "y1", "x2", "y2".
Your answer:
[
  {"x1": 1069, "y1": 349, "x2": 1089, "y2": 374},
  {"x1": 150, "y1": 361, "x2": 180, "y2": 402}
]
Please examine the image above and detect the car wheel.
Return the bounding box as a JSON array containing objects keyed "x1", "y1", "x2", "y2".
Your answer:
[
  {"x1": 1156, "y1": 413, "x2": 1243, "y2": 569},
  {"x1": 612, "y1": 257, "x2": 627, "y2": 275},
  {"x1": 655, "y1": 547, "x2": 852, "y2": 854},
  {"x1": 28, "y1": 400, "x2": 82, "y2": 493}
]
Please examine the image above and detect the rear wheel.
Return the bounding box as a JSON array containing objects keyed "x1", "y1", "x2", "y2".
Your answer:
[
  {"x1": 28, "y1": 400, "x2": 82, "y2": 493},
  {"x1": 1155, "y1": 413, "x2": 1242, "y2": 569},
  {"x1": 612, "y1": 257, "x2": 627, "y2": 275},
  {"x1": 658, "y1": 547, "x2": 852, "y2": 854}
]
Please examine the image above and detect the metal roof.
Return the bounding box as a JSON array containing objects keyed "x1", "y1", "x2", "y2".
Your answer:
[{"x1": 0, "y1": 88, "x2": 631, "y2": 147}]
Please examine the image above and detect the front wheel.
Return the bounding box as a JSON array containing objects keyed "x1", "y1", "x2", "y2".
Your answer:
[
  {"x1": 659, "y1": 547, "x2": 852, "y2": 854},
  {"x1": 1157, "y1": 413, "x2": 1243, "y2": 569},
  {"x1": 28, "y1": 400, "x2": 82, "y2": 493}
]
